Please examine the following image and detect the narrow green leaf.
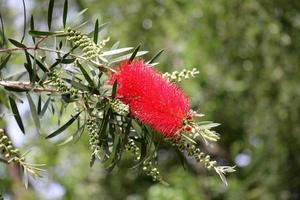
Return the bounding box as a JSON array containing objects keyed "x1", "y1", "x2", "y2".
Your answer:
[
  {"x1": 24, "y1": 51, "x2": 40, "y2": 82},
  {"x1": 68, "y1": 79, "x2": 91, "y2": 92},
  {"x1": 23, "y1": 168, "x2": 29, "y2": 189},
  {"x1": 129, "y1": 44, "x2": 141, "y2": 62},
  {"x1": 8, "y1": 39, "x2": 26, "y2": 48},
  {"x1": 37, "y1": 95, "x2": 42, "y2": 115},
  {"x1": 0, "y1": 54, "x2": 12, "y2": 70},
  {"x1": 111, "y1": 80, "x2": 117, "y2": 99},
  {"x1": 4, "y1": 86, "x2": 27, "y2": 93},
  {"x1": 77, "y1": 62, "x2": 95, "y2": 88},
  {"x1": 45, "y1": 111, "x2": 82, "y2": 139},
  {"x1": 55, "y1": 58, "x2": 75, "y2": 64},
  {"x1": 72, "y1": 8, "x2": 88, "y2": 23},
  {"x1": 28, "y1": 53, "x2": 48, "y2": 72},
  {"x1": 40, "y1": 96, "x2": 51, "y2": 117},
  {"x1": 30, "y1": 15, "x2": 35, "y2": 43},
  {"x1": 63, "y1": 0, "x2": 68, "y2": 28},
  {"x1": 26, "y1": 93, "x2": 40, "y2": 132},
  {"x1": 148, "y1": 49, "x2": 164, "y2": 64},
  {"x1": 87, "y1": 22, "x2": 109, "y2": 38},
  {"x1": 0, "y1": 13, "x2": 6, "y2": 45},
  {"x1": 93, "y1": 19, "x2": 99, "y2": 44},
  {"x1": 98, "y1": 107, "x2": 111, "y2": 147},
  {"x1": 103, "y1": 132, "x2": 121, "y2": 168},
  {"x1": 28, "y1": 30, "x2": 66, "y2": 37},
  {"x1": 9, "y1": 96, "x2": 25, "y2": 134},
  {"x1": 21, "y1": 0, "x2": 26, "y2": 43},
  {"x1": 48, "y1": 0, "x2": 55, "y2": 30},
  {"x1": 50, "y1": 52, "x2": 71, "y2": 69}
]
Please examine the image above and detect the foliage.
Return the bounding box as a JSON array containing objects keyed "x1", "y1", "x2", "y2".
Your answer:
[{"x1": 0, "y1": 0, "x2": 236, "y2": 199}]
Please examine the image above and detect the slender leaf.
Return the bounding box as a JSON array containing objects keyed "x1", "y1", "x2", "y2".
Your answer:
[
  {"x1": 87, "y1": 22, "x2": 109, "y2": 38},
  {"x1": 48, "y1": 0, "x2": 55, "y2": 30},
  {"x1": 55, "y1": 58, "x2": 75, "y2": 64},
  {"x1": 148, "y1": 49, "x2": 164, "y2": 64},
  {"x1": 28, "y1": 53, "x2": 48, "y2": 72},
  {"x1": 93, "y1": 19, "x2": 99, "y2": 44},
  {"x1": 24, "y1": 52, "x2": 40, "y2": 82},
  {"x1": 23, "y1": 168, "x2": 29, "y2": 189},
  {"x1": 63, "y1": 0, "x2": 68, "y2": 28},
  {"x1": 0, "y1": 13, "x2": 6, "y2": 45},
  {"x1": 73, "y1": 8, "x2": 88, "y2": 22},
  {"x1": 8, "y1": 39, "x2": 26, "y2": 48},
  {"x1": 129, "y1": 44, "x2": 141, "y2": 62},
  {"x1": 111, "y1": 80, "x2": 117, "y2": 99},
  {"x1": 45, "y1": 112, "x2": 82, "y2": 139},
  {"x1": 28, "y1": 30, "x2": 66, "y2": 37},
  {"x1": 0, "y1": 54, "x2": 12, "y2": 70},
  {"x1": 110, "y1": 51, "x2": 148, "y2": 64},
  {"x1": 21, "y1": 0, "x2": 26, "y2": 43},
  {"x1": 26, "y1": 93, "x2": 40, "y2": 132},
  {"x1": 77, "y1": 62, "x2": 95, "y2": 88},
  {"x1": 9, "y1": 96, "x2": 25, "y2": 134},
  {"x1": 101, "y1": 47, "x2": 133, "y2": 56},
  {"x1": 103, "y1": 132, "x2": 121, "y2": 168},
  {"x1": 40, "y1": 96, "x2": 51, "y2": 117},
  {"x1": 37, "y1": 95, "x2": 42, "y2": 115},
  {"x1": 30, "y1": 15, "x2": 35, "y2": 43},
  {"x1": 199, "y1": 123, "x2": 221, "y2": 129}
]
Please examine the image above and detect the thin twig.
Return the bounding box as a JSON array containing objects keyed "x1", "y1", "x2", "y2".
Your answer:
[{"x1": 0, "y1": 80, "x2": 57, "y2": 93}]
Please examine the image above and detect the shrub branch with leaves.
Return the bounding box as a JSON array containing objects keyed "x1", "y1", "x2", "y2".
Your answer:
[{"x1": 0, "y1": 0, "x2": 234, "y2": 188}]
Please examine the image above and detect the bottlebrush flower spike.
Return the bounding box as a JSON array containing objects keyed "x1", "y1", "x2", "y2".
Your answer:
[{"x1": 108, "y1": 60, "x2": 190, "y2": 137}]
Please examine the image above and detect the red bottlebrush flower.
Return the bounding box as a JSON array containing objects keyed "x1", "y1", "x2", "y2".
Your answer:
[{"x1": 108, "y1": 60, "x2": 190, "y2": 137}]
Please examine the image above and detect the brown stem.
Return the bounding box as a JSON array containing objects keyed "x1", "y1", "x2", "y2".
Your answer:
[{"x1": 0, "y1": 80, "x2": 58, "y2": 93}]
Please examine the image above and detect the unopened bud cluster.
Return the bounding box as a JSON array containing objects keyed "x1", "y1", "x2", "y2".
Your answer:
[
  {"x1": 48, "y1": 70, "x2": 78, "y2": 97},
  {"x1": 110, "y1": 99, "x2": 129, "y2": 116},
  {"x1": 67, "y1": 28, "x2": 101, "y2": 59},
  {"x1": 86, "y1": 117, "x2": 100, "y2": 154},
  {"x1": 142, "y1": 160, "x2": 163, "y2": 182},
  {"x1": 0, "y1": 129, "x2": 23, "y2": 163},
  {"x1": 174, "y1": 139, "x2": 216, "y2": 169},
  {"x1": 163, "y1": 68, "x2": 199, "y2": 82},
  {"x1": 126, "y1": 138, "x2": 140, "y2": 161}
]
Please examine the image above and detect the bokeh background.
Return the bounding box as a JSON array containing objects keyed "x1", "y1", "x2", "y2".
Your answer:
[{"x1": 1, "y1": 0, "x2": 300, "y2": 199}]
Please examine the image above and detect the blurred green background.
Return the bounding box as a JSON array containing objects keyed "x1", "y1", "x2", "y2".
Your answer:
[{"x1": 1, "y1": 0, "x2": 300, "y2": 199}]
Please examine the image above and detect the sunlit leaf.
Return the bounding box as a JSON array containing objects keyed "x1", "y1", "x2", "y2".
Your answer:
[{"x1": 101, "y1": 47, "x2": 133, "y2": 56}]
